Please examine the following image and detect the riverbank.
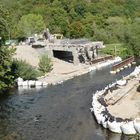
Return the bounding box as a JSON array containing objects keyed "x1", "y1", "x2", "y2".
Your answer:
[
  {"x1": 91, "y1": 66, "x2": 140, "y2": 134},
  {"x1": 14, "y1": 45, "x2": 121, "y2": 86},
  {"x1": 38, "y1": 57, "x2": 121, "y2": 85}
]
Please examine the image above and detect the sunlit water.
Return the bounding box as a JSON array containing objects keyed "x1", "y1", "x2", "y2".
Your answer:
[{"x1": 0, "y1": 66, "x2": 137, "y2": 140}]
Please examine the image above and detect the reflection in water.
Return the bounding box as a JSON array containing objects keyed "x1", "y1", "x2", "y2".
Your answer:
[{"x1": 0, "y1": 66, "x2": 137, "y2": 140}]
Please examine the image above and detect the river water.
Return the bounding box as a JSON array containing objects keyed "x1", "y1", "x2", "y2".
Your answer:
[{"x1": 0, "y1": 66, "x2": 137, "y2": 140}]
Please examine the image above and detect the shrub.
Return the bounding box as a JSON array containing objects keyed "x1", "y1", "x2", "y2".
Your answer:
[
  {"x1": 101, "y1": 44, "x2": 133, "y2": 59},
  {"x1": 11, "y1": 59, "x2": 39, "y2": 80},
  {"x1": 38, "y1": 54, "x2": 53, "y2": 74},
  {"x1": 0, "y1": 46, "x2": 16, "y2": 90}
]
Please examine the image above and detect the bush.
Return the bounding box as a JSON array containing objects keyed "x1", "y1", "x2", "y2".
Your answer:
[
  {"x1": 101, "y1": 44, "x2": 133, "y2": 59},
  {"x1": 11, "y1": 59, "x2": 39, "y2": 80},
  {"x1": 0, "y1": 46, "x2": 16, "y2": 90},
  {"x1": 38, "y1": 54, "x2": 53, "y2": 74}
]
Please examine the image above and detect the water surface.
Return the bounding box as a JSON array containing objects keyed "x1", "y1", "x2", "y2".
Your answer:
[{"x1": 0, "y1": 66, "x2": 136, "y2": 140}]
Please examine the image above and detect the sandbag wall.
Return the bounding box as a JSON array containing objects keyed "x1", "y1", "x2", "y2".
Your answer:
[{"x1": 90, "y1": 66, "x2": 140, "y2": 135}]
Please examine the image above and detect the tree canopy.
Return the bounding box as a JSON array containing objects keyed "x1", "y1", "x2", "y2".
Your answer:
[
  {"x1": 16, "y1": 14, "x2": 45, "y2": 37},
  {"x1": 0, "y1": 0, "x2": 140, "y2": 56}
]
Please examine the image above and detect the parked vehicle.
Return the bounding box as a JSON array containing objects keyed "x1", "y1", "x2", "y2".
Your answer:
[
  {"x1": 26, "y1": 37, "x2": 35, "y2": 45},
  {"x1": 5, "y1": 40, "x2": 18, "y2": 46},
  {"x1": 32, "y1": 38, "x2": 46, "y2": 48}
]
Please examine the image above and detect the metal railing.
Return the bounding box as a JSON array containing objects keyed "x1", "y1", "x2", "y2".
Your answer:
[
  {"x1": 91, "y1": 55, "x2": 113, "y2": 64},
  {"x1": 112, "y1": 56, "x2": 134, "y2": 71}
]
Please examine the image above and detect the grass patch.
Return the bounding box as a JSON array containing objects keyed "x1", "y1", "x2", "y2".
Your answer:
[{"x1": 101, "y1": 43, "x2": 133, "y2": 59}]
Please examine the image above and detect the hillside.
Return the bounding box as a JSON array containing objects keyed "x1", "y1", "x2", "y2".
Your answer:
[{"x1": 0, "y1": 0, "x2": 140, "y2": 56}]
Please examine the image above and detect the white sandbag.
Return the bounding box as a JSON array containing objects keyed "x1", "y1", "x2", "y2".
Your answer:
[
  {"x1": 121, "y1": 121, "x2": 136, "y2": 135},
  {"x1": 110, "y1": 71, "x2": 116, "y2": 74},
  {"x1": 97, "y1": 90, "x2": 105, "y2": 96},
  {"x1": 92, "y1": 95, "x2": 99, "y2": 107},
  {"x1": 130, "y1": 67, "x2": 140, "y2": 77},
  {"x1": 42, "y1": 82, "x2": 48, "y2": 86},
  {"x1": 35, "y1": 81, "x2": 42, "y2": 86},
  {"x1": 22, "y1": 80, "x2": 29, "y2": 86},
  {"x1": 88, "y1": 66, "x2": 96, "y2": 72},
  {"x1": 28, "y1": 80, "x2": 35, "y2": 87},
  {"x1": 105, "y1": 86, "x2": 109, "y2": 90},
  {"x1": 102, "y1": 120, "x2": 108, "y2": 128},
  {"x1": 92, "y1": 94, "x2": 100, "y2": 105},
  {"x1": 114, "y1": 57, "x2": 122, "y2": 62},
  {"x1": 90, "y1": 107, "x2": 94, "y2": 112},
  {"x1": 101, "y1": 115, "x2": 108, "y2": 128},
  {"x1": 108, "y1": 121, "x2": 122, "y2": 133},
  {"x1": 116, "y1": 79, "x2": 126, "y2": 86},
  {"x1": 124, "y1": 65, "x2": 128, "y2": 68},
  {"x1": 94, "y1": 112, "x2": 104, "y2": 124},
  {"x1": 134, "y1": 118, "x2": 140, "y2": 133},
  {"x1": 116, "y1": 69, "x2": 120, "y2": 72},
  {"x1": 96, "y1": 64, "x2": 101, "y2": 69},
  {"x1": 128, "y1": 63, "x2": 131, "y2": 67},
  {"x1": 93, "y1": 101, "x2": 103, "y2": 112},
  {"x1": 110, "y1": 82, "x2": 116, "y2": 88},
  {"x1": 17, "y1": 81, "x2": 23, "y2": 86},
  {"x1": 17, "y1": 77, "x2": 23, "y2": 82},
  {"x1": 57, "y1": 81, "x2": 63, "y2": 84}
]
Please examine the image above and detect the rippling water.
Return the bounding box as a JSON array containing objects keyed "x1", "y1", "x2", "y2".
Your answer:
[{"x1": 0, "y1": 66, "x2": 136, "y2": 140}]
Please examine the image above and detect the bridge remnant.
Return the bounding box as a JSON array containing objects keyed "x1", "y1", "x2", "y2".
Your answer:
[{"x1": 45, "y1": 38, "x2": 105, "y2": 65}]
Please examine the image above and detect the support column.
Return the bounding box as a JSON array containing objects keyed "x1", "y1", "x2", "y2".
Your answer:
[{"x1": 72, "y1": 50, "x2": 79, "y2": 65}]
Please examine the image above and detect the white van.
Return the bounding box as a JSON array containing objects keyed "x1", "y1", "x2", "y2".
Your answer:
[{"x1": 26, "y1": 37, "x2": 35, "y2": 45}]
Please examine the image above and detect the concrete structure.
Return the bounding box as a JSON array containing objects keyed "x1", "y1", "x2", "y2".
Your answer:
[
  {"x1": 43, "y1": 29, "x2": 105, "y2": 65},
  {"x1": 45, "y1": 38, "x2": 105, "y2": 65}
]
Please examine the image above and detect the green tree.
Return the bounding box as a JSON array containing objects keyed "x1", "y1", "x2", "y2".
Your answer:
[
  {"x1": 69, "y1": 8, "x2": 78, "y2": 23},
  {"x1": 74, "y1": 1, "x2": 87, "y2": 17},
  {"x1": 1, "y1": 0, "x2": 140, "y2": 57},
  {"x1": 45, "y1": 7, "x2": 69, "y2": 36},
  {"x1": 105, "y1": 16, "x2": 126, "y2": 43},
  {"x1": 124, "y1": 21, "x2": 140, "y2": 56},
  {"x1": 69, "y1": 21, "x2": 85, "y2": 38},
  {"x1": 0, "y1": 46, "x2": 15, "y2": 90},
  {"x1": 0, "y1": 5, "x2": 11, "y2": 40},
  {"x1": 11, "y1": 59, "x2": 39, "y2": 80},
  {"x1": 39, "y1": 54, "x2": 53, "y2": 74},
  {"x1": 17, "y1": 14, "x2": 45, "y2": 37},
  {"x1": 81, "y1": 12, "x2": 95, "y2": 38}
]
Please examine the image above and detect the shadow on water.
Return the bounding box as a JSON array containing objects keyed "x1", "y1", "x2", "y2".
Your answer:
[{"x1": 0, "y1": 65, "x2": 137, "y2": 140}]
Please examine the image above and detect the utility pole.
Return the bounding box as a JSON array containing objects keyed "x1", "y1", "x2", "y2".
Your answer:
[
  {"x1": 114, "y1": 45, "x2": 116, "y2": 57},
  {"x1": 0, "y1": 37, "x2": 2, "y2": 47}
]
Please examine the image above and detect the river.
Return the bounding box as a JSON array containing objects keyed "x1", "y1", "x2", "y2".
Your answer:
[{"x1": 0, "y1": 66, "x2": 137, "y2": 140}]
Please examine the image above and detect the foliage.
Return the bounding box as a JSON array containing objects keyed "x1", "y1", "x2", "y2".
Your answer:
[
  {"x1": 69, "y1": 21, "x2": 85, "y2": 38},
  {"x1": 1, "y1": 0, "x2": 140, "y2": 56},
  {"x1": 11, "y1": 59, "x2": 39, "y2": 80},
  {"x1": 16, "y1": 14, "x2": 45, "y2": 37},
  {"x1": 38, "y1": 54, "x2": 53, "y2": 74},
  {"x1": 45, "y1": 7, "x2": 69, "y2": 36},
  {"x1": 101, "y1": 44, "x2": 133, "y2": 59},
  {"x1": 1, "y1": 0, "x2": 140, "y2": 90},
  {"x1": 0, "y1": 5, "x2": 11, "y2": 40},
  {"x1": 123, "y1": 20, "x2": 140, "y2": 57},
  {"x1": 0, "y1": 46, "x2": 16, "y2": 90}
]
